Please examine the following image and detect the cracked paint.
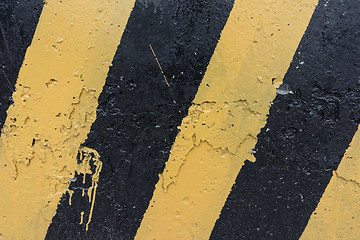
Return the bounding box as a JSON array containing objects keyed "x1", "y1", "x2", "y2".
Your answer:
[
  {"x1": 136, "y1": 0, "x2": 317, "y2": 239},
  {"x1": 0, "y1": 0, "x2": 134, "y2": 239}
]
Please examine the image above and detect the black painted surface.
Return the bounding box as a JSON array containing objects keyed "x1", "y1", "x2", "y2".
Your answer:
[
  {"x1": 46, "y1": 0, "x2": 234, "y2": 239},
  {"x1": 0, "y1": 0, "x2": 43, "y2": 129},
  {"x1": 211, "y1": 0, "x2": 360, "y2": 239}
]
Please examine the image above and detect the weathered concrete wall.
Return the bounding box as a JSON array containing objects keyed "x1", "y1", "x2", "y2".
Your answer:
[{"x1": 0, "y1": 0, "x2": 359, "y2": 239}]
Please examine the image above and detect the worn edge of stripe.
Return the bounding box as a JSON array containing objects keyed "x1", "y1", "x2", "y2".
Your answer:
[
  {"x1": 301, "y1": 125, "x2": 360, "y2": 239},
  {"x1": 0, "y1": 0, "x2": 44, "y2": 130}
]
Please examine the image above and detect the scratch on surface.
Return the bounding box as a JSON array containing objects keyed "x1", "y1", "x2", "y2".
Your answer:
[{"x1": 149, "y1": 43, "x2": 170, "y2": 87}]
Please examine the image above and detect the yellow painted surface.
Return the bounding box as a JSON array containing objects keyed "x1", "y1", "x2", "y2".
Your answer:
[
  {"x1": 301, "y1": 126, "x2": 360, "y2": 240},
  {"x1": 0, "y1": 0, "x2": 135, "y2": 239},
  {"x1": 136, "y1": 1, "x2": 317, "y2": 239}
]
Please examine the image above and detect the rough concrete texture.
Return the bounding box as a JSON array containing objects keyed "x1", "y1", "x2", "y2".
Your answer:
[
  {"x1": 211, "y1": 0, "x2": 360, "y2": 239},
  {"x1": 0, "y1": 0, "x2": 359, "y2": 239},
  {"x1": 47, "y1": 0, "x2": 233, "y2": 239}
]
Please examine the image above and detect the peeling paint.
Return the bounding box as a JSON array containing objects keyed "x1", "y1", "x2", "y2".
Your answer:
[
  {"x1": 46, "y1": 1, "x2": 236, "y2": 238},
  {"x1": 0, "y1": 0, "x2": 134, "y2": 239},
  {"x1": 161, "y1": 100, "x2": 260, "y2": 191},
  {"x1": 136, "y1": 0, "x2": 317, "y2": 239}
]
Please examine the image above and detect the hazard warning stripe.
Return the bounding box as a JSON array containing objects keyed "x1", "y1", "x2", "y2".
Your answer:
[
  {"x1": 301, "y1": 125, "x2": 360, "y2": 239},
  {"x1": 211, "y1": 0, "x2": 360, "y2": 239},
  {"x1": 0, "y1": 1, "x2": 357, "y2": 240},
  {"x1": 46, "y1": 1, "x2": 234, "y2": 239},
  {"x1": 135, "y1": 0, "x2": 317, "y2": 239},
  {"x1": 0, "y1": 0, "x2": 135, "y2": 239}
]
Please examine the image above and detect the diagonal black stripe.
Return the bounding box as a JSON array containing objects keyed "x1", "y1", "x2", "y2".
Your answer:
[
  {"x1": 210, "y1": 0, "x2": 360, "y2": 239},
  {"x1": 0, "y1": 0, "x2": 43, "y2": 129},
  {"x1": 46, "y1": 0, "x2": 234, "y2": 239}
]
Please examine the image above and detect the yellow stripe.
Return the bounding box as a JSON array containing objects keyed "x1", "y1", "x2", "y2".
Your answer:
[
  {"x1": 0, "y1": 1, "x2": 134, "y2": 239},
  {"x1": 135, "y1": 1, "x2": 317, "y2": 239},
  {"x1": 301, "y1": 126, "x2": 360, "y2": 239}
]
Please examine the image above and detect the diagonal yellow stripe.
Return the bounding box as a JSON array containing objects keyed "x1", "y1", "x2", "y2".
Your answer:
[
  {"x1": 135, "y1": 0, "x2": 317, "y2": 239},
  {"x1": 0, "y1": 0, "x2": 135, "y2": 239},
  {"x1": 301, "y1": 126, "x2": 360, "y2": 239}
]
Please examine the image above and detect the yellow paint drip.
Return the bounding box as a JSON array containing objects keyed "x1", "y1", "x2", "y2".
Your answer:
[
  {"x1": 75, "y1": 146, "x2": 103, "y2": 231},
  {"x1": 67, "y1": 189, "x2": 74, "y2": 206},
  {"x1": 79, "y1": 211, "x2": 84, "y2": 225},
  {"x1": 301, "y1": 126, "x2": 360, "y2": 239},
  {"x1": 0, "y1": 0, "x2": 135, "y2": 239},
  {"x1": 136, "y1": 0, "x2": 317, "y2": 239}
]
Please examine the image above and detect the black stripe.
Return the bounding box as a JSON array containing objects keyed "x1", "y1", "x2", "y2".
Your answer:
[
  {"x1": 210, "y1": 0, "x2": 360, "y2": 239},
  {"x1": 46, "y1": 0, "x2": 234, "y2": 239},
  {"x1": 0, "y1": 0, "x2": 43, "y2": 129}
]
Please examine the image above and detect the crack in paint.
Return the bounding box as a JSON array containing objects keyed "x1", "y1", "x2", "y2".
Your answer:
[{"x1": 334, "y1": 170, "x2": 360, "y2": 188}]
